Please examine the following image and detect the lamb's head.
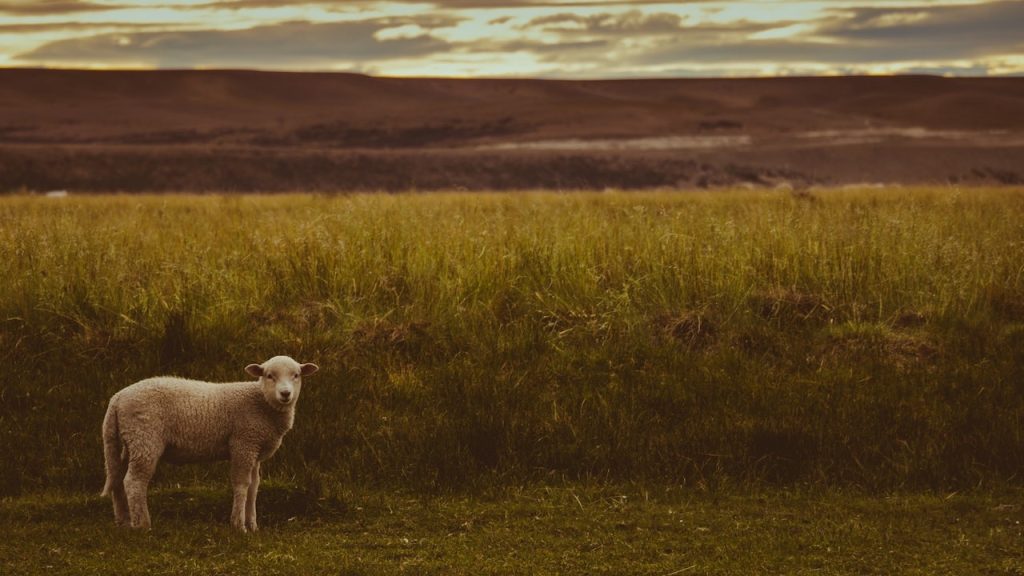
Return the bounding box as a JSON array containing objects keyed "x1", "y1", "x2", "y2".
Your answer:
[{"x1": 245, "y1": 355, "x2": 319, "y2": 410}]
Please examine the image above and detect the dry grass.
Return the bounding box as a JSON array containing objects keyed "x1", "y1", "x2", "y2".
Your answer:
[{"x1": 0, "y1": 188, "x2": 1022, "y2": 496}]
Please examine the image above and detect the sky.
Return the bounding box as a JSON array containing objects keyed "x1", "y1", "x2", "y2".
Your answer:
[{"x1": 0, "y1": 0, "x2": 1022, "y2": 77}]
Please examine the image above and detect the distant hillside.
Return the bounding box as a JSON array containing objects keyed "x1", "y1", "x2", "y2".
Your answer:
[{"x1": 1, "y1": 69, "x2": 1022, "y2": 191}]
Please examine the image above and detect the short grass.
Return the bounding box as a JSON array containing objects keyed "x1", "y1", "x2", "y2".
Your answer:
[
  {"x1": 1, "y1": 188, "x2": 1024, "y2": 495},
  {"x1": 2, "y1": 485, "x2": 1022, "y2": 575}
]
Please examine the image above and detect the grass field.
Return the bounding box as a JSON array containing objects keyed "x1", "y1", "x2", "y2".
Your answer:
[
  {"x1": 1, "y1": 188, "x2": 1023, "y2": 498},
  {"x1": 2, "y1": 485, "x2": 1022, "y2": 575},
  {"x1": 2, "y1": 188, "x2": 1023, "y2": 573}
]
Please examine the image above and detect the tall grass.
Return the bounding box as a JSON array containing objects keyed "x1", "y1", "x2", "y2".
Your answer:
[{"x1": 1, "y1": 188, "x2": 1023, "y2": 496}]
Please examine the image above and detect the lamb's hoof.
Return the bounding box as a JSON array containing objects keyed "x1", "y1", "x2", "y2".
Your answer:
[{"x1": 246, "y1": 520, "x2": 259, "y2": 532}]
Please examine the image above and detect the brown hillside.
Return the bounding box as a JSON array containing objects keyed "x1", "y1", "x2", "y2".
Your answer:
[{"x1": 1, "y1": 69, "x2": 1022, "y2": 191}]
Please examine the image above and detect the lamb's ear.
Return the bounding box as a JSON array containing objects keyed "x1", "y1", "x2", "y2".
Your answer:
[
  {"x1": 300, "y1": 363, "x2": 319, "y2": 376},
  {"x1": 245, "y1": 364, "x2": 264, "y2": 377}
]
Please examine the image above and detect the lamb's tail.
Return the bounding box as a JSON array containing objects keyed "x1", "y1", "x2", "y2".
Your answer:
[{"x1": 100, "y1": 397, "x2": 126, "y2": 497}]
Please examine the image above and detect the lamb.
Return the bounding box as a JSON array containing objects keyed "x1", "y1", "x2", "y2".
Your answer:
[{"x1": 100, "y1": 355, "x2": 319, "y2": 531}]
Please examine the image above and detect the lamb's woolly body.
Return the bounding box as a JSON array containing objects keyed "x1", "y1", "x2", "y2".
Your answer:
[
  {"x1": 109, "y1": 378, "x2": 292, "y2": 466},
  {"x1": 101, "y1": 356, "x2": 318, "y2": 532}
]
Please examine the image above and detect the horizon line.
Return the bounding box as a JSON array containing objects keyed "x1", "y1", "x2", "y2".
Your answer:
[{"x1": 3, "y1": 66, "x2": 1022, "y2": 82}]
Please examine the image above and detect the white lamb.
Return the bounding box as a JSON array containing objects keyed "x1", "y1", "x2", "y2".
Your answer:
[{"x1": 100, "y1": 355, "x2": 319, "y2": 531}]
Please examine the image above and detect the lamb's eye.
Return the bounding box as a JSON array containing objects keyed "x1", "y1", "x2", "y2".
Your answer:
[
  {"x1": 267, "y1": 374, "x2": 276, "y2": 381},
  {"x1": 293, "y1": 373, "x2": 299, "y2": 379}
]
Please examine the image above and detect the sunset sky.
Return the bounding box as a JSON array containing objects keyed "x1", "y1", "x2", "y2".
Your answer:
[{"x1": 1, "y1": 0, "x2": 1022, "y2": 77}]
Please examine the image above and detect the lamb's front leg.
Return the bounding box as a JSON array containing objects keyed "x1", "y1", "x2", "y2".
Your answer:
[
  {"x1": 245, "y1": 462, "x2": 261, "y2": 532},
  {"x1": 229, "y1": 452, "x2": 257, "y2": 532}
]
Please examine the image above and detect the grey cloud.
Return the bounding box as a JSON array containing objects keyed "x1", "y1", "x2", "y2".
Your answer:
[
  {"x1": 524, "y1": 10, "x2": 685, "y2": 35},
  {"x1": 532, "y1": 65, "x2": 753, "y2": 79},
  {"x1": 7, "y1": 0, "x2": 1021, "y2": 77},
  {"x1": 0, "y1": 22, "x2": 185, "y2": 33},
  {"x1": 634, "y1": 38, "x2": 1017, "y2": 69},
  {"x1": 519, "y1": 9, "x2": 785, "y2": 48},
  {"x1": 187, "y1": 0, "x2": 372, "y2": 8},
  {"x1": 167, "y1": 2, "x2": 465, "y2": 31},
  {"x1": 0, "y1": 1, "x2": 123, "y2": 14},
  {"x1": 492, "y1": 38, "x2": 610, "y2": 54},
  {"x1": 187, "y1": 0, "x2": 695, "y2": 8},
  {"x1": 507, "y1": 13, "x2": 779, "y2": 64},
  {"x1": 899, "y1": 64, "x2": 993, "y2": 76},
  {"x1": 818, "y1": 1, "x2": 1024, "y2": 57},
  {"x1": 16, "y1": 19, "x2": 453, "y2": 67},
  {"x1": 638, "y1": 40, "x2": 945, "y2": 67},
  {"x1": 426, "y1": 0, "x2": 698, "y2": 6},
  {"x1": 626, "y1": 1, "x2": 1024, "y2": 70}
]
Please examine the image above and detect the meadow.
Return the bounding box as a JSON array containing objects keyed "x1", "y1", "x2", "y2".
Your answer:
[
  {"x1": 3, "y1": 187, "x2": 1024, "y2": 574},
  {"x1": 1, "y1": 188, "x2": 1023, "y2": 498},
  {"x1": 3, "y1": 485, "x2": 1022, "y2": 574}
]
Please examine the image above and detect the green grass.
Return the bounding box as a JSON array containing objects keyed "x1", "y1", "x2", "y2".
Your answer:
[
  {"x1": 1, "y1": 189, "x2": 1024, "y2": 496},
  {"x1": 2, "y1": 486, "x2": 1023, "y2": 575}
]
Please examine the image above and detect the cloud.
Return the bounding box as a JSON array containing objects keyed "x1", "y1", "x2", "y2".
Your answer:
[
  {"x1": 622, "y1": 1, "x2": 1024, "y2": 70},
  {"x1": 524, "y1": 10, "x2": 685, "y2": 35},
  {"x1": 16, "y1": 18, "x2": 455, "y2": 68},
  {"x1": 495, "y1": 38, "x2": 610, "y2": 54},
  {"x1": 426, "y1": 0, "x2": 698, "y2": 6},
  {"x1": 504, "y1": 11, "x2": 779, "y2": 67},
  {"x1": 0, "y1": 1, "x2": 123, "y2": 14},
  {"x1": 0, "y1": 22, "x2": 183, "y2": 33},
  {"x1": 5, "y1": 0, "x2": 1022, "y2": 76},
  {"x1": 186, "y1": 0, "x2": 374, "y2": 9},
  {"x1": 899, "y1": 64, "x2": 994, "y2": 76},
  {"x1": 176, "y1": 0, "x2": 702, "y2": 9},
  {"x1": 819, "y1": 1, "x2": 1024, "y2": 57}
]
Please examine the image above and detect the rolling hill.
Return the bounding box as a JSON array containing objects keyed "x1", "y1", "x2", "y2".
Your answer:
[{"x1": 1, "y1": 69, "x2": 1022, "y2": 191}]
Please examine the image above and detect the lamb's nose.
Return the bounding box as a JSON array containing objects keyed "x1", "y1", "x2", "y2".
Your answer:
[{"x1": 280, "y1": 390, "x2": 291, "y2": 399}]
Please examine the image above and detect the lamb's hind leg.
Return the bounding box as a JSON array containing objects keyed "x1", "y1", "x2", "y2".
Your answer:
[
  {"x1": 110, "y1": 447, "x2": 130, "y2": 526},
  {"x1": 245, "y1": 462, "x2": 261, "y2": 532},
  {"x1": 112, "y1": 484, "x2": 130, "y2": 526},
  {"x1": 123, "y1": 450, "x2": 159, "y2": 530}
]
